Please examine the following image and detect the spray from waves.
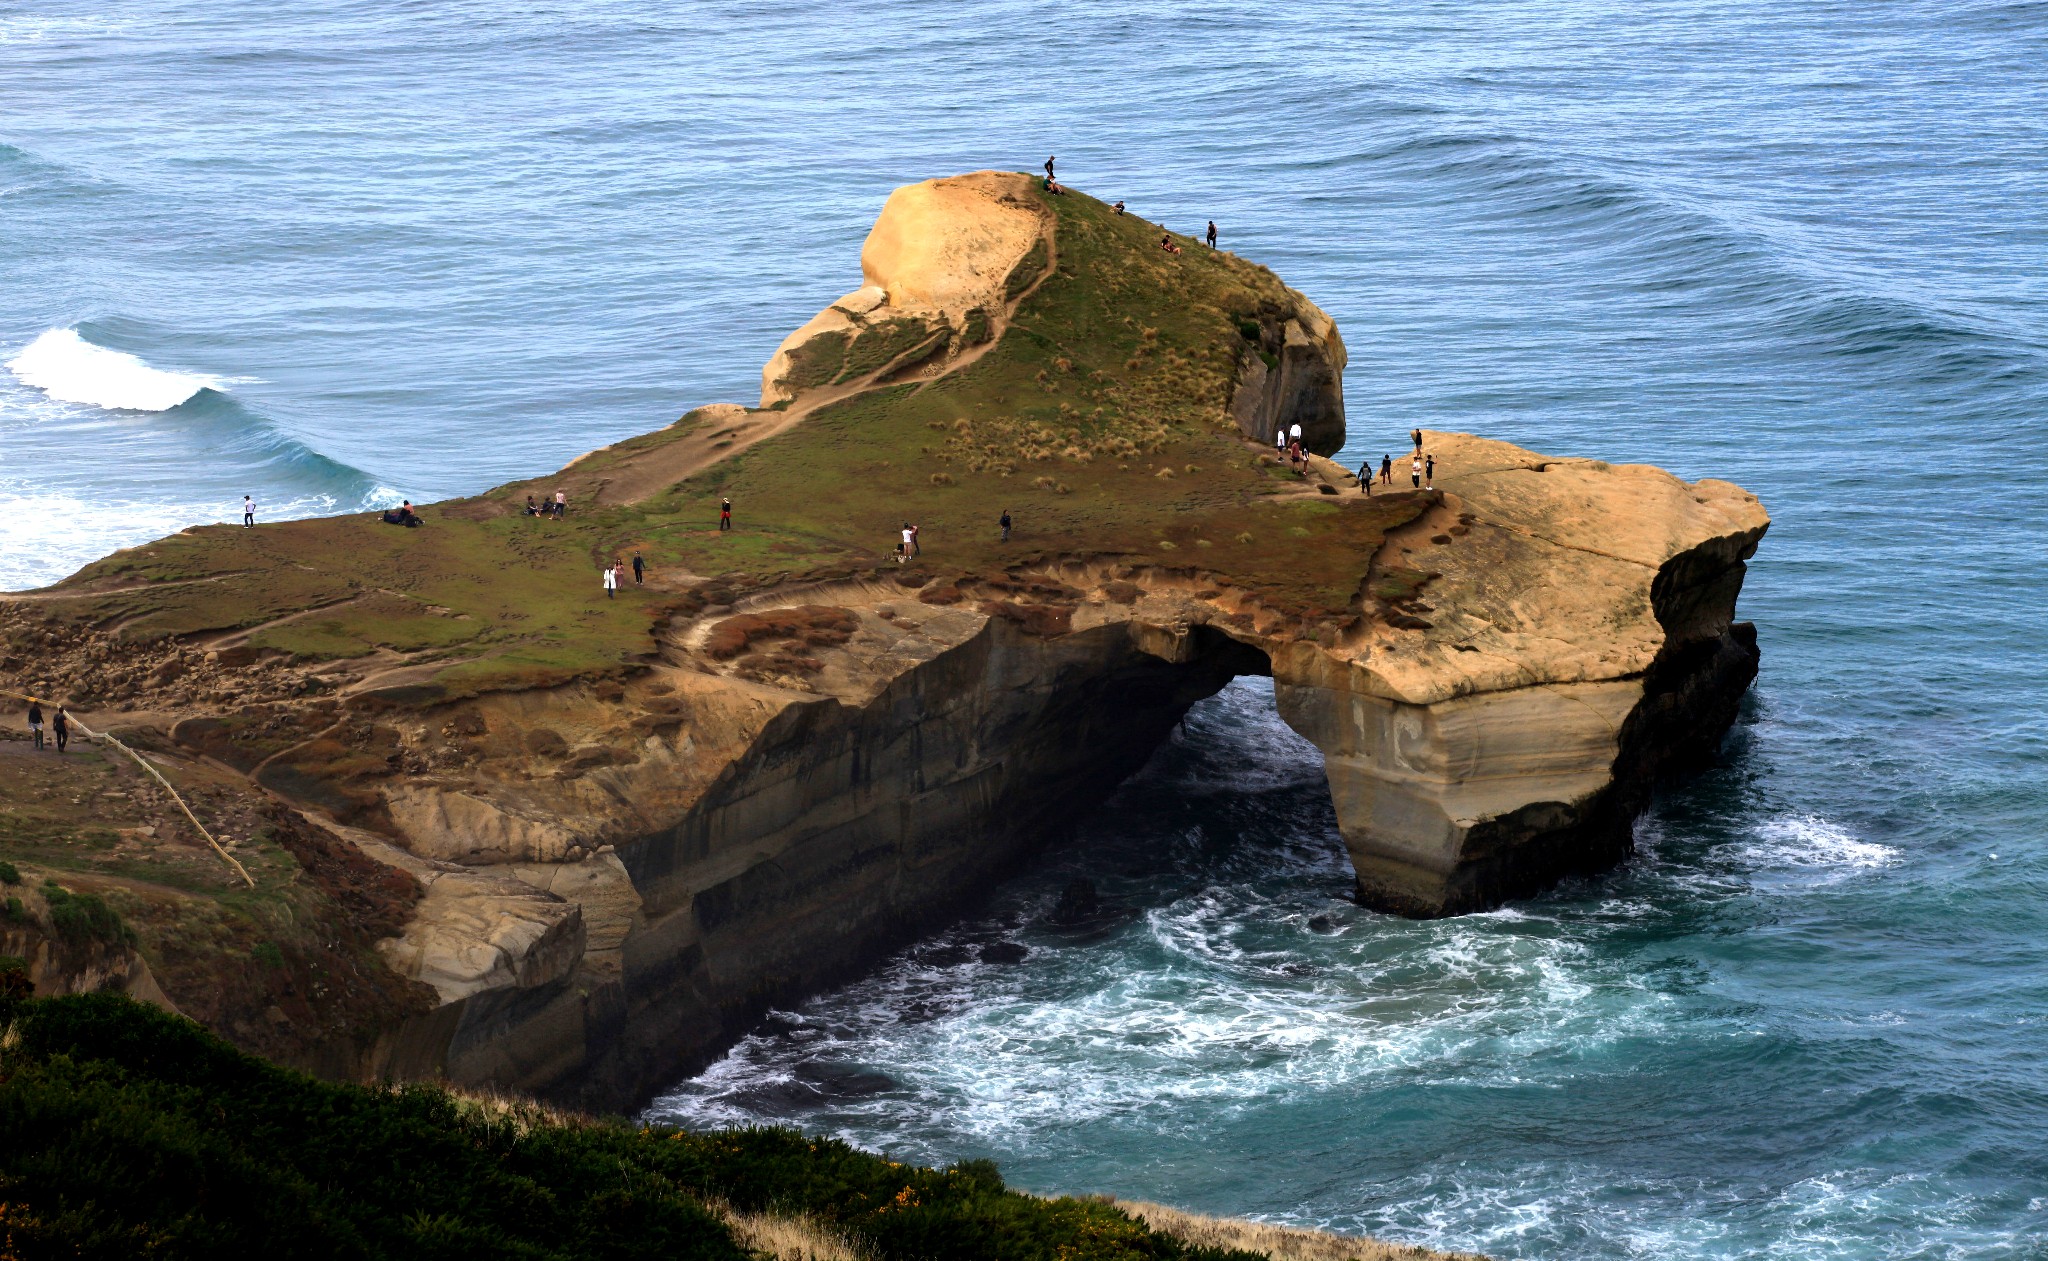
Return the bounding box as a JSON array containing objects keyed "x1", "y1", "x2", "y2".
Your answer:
[{"x1": 6, "y1": 328, "x2": 225, "y2": 412}]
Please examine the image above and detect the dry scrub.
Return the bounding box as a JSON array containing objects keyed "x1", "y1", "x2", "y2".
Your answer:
[{"x1": 1116, "y1": 1200, "x2": 1488, "y2": 1261}]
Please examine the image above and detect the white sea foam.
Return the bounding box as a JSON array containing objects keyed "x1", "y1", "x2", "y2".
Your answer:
[
  {"x1": 1745, "y1": 814, "x2": 1900, "y2": 876},
  {"x1": 6, "y1": 328, "x2": 221, "y2": 412}
]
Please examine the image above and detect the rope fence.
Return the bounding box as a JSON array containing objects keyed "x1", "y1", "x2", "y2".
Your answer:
[{"x1": 4, "y1": 687, "x2": 255, "y2": 889}]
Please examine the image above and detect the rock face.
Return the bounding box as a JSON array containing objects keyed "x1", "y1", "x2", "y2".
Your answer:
[
  {"x1": 760, "y1": 172, "x2": 1046, "y2": 407},
  {"x1": 1, "y1": 172, "x2": 1765, "y2": 1110},
  {"x1": 1267, "y1": 435, "x2": 1767, "y2": 913}
]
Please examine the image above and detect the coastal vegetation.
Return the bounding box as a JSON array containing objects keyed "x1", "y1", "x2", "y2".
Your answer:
[{"x1": 0, "y1": 989, "x2": 1466, "y2": 1261}]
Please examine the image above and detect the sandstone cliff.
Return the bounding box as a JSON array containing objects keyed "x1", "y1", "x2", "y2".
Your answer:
[{"x1": 0, "y1": 171, "x2": 1765, "y2": 1108}]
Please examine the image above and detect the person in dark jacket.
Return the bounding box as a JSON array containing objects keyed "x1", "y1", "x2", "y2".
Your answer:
[
  {"x1": 27, "y1": 700, "x2": 44, "y2": 750},
  {"x1": 53, "y1": 706, "x2": 70, "y2": 753}
]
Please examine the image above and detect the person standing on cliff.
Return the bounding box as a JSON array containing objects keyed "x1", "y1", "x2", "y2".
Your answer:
[
  {"x1": 632, "y1": 551, "x2": 645, "y2": 585},
  {"x1": 1411, "y1": 455, "x2": 1423, "y2": 488},
  {"x1": 27, "y1": 700, "x2": 44, "y2": 750},
  {"x1": 242, "y1": 495, "x2": 255, "y2": 528},
  {"x1": 1380, "y1": 454, "x2": 1393, "y2": 485},
  {"x1": 999, "y1": 509, "x2": 1012, "y2": 543},
  {"x1": 1206, "y1": 221, "x2": 1218, "y2": 249},
  {"x1": 1425, "y1": 453, "x2": 1436, "y2": 489},
  {"x1": 1044, "y1": 155, "x2": 1056, "y2": 181},
  {"x1": 553, "y1": 490, "x2": 566, "y2": 518},
  {"x1": 910, "y1": 523, "x2": 922, "y2": 557},
  {"x1": 602, "y1": 564, "x2": 617, "y2": 599},
  {"x1": 52, "y1": 706, "x2": 69, "y2": 754},
  {"x1": 1411, "y1": 428, "x2": 1424, "y2": 455},
  {"x1": 1358, "y1": 460, "x2": 1373, "y2": 495},
  {"x1": 719, "y1": 497, "x2": 732, "y2": 531}
]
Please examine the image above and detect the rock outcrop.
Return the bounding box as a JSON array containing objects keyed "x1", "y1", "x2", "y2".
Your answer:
[{"x1": 0, "y1": 172, "x2": 1765, "y2": 1109}]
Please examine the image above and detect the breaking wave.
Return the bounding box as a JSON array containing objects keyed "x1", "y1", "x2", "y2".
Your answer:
[{"x1": 6, "y1": 327, "x2": 225, "y2": 412}]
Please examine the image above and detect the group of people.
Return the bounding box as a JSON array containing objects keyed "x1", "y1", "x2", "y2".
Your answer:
[
  {"x1": 380, "y1": 500, "x2": 423, "y2": 527},
  {"x1": 895, "y1": 521, "x2": 922, "y2": 563},
  {"x1": 600, "y1": 551, "x2": 647, "y2": 598},
  {"x1": 1275, "y1": 422, "x2": 1317, "y2": 472},
  {"x1": 524, "y1": 491, "x2": 568, "y2": 519},
  {"x1": 1354, "y1": 429, "x2": 1435, "y2": 493},
  {"x1": 24, "y1": 700, "x2": 70, "y2": 753},
  {"x1": 1043, "y1": 156, "x2": 1219, "y2": 256}
]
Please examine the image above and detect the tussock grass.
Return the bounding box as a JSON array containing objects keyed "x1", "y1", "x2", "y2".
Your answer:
[{"x1": 1117, "y1": 1201, "x2": 1487, "y2": 1261}]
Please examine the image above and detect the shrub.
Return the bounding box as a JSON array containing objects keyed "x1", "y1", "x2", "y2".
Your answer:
[
  {"x1": 0, "y1": 859, "x2": 20, "y2": 885},
  {"x1": 40, "y1": 882, "x2": 133, "y2": 946},
  {"x1": 0, "y1": 994, "x2": 1269, "y2": 1261}
]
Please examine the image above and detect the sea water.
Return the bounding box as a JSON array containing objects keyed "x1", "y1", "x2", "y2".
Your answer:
[{"x1": 4, "y1": 3, "x2": 2044, "y2": 1256}]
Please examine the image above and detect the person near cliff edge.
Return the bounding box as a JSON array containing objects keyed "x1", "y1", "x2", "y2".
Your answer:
[
  {"x1": 1411, "y1": 455, "x2": 1423, "y2": 488},
  {"x1": 1380, "y1": 453, "x2": 1393, "y2": 485},
  {"x1": 1044, "y1": 154, "x2": 1055, "y2": 181},
  {"x1": 1411, "y1": 428, "x2": 1424, "y2": 455},
  {"x1": 719, "y1": 497, "x2": 732, "y2": 531},
  {"x1": 242, "y1": 495, "x2": 255, "y2": 528},
  {"x1": 632, "y1": 551, "x2": 645, "y2": 584},
  {"x1": 1425, "y1": 453, "x2": 1436, "y2": 489},
  {"x1": 27, "y1": 700, "x2": 44, "y2": 750},
  {"x1": 1206, "y1": 221, "x2": 1218, "y2": 249},
  {"x1": 602, "y1": 563, "x2": 617, "y2": 600},
  {"x1": 1358, "y1": 460, "x2": 1373, "y2": 496},
  {"x1": 52, "y1": 706, "x2": 69, "y2": 754},
  {"x1": 999, "y1": 509, "x2": 1012, "y2": 543}
]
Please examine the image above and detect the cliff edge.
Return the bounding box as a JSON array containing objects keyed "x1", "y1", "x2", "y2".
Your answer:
[{"x1": 0, "y1": 171, "x2": 1765, "y2": 1107}]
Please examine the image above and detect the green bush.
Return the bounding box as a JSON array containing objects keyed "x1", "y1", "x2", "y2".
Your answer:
[
  {"x1": 0, "y1": 994, "x2": 1269, "y2": 1261},
  {"x1": 4, "y1": 895, "x2": 23, "y2": 922},
  {"x1": 0, "y1": 858, "x2": 21, "y2": 884},
  {"x1": 39, "y1": 882, "x2": 133, "y2": 946}
]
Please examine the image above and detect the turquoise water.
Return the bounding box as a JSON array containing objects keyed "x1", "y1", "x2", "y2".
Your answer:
[{"x1": 6, "y1": 3, "x2": 2045, "y2": 1255}]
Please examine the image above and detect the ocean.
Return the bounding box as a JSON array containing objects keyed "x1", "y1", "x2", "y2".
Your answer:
[{"x1": 5, "y1": 2, "x2": 2045, "y2": 1256}]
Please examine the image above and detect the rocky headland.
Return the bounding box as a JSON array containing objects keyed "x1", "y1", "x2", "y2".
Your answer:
[{"x1": 0, "y1": 171, "x2": 1767, "y2": 1111}]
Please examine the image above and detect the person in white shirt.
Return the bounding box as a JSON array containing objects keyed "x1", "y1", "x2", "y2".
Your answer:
[
  {"x1": 602, "y1": 565, "x2": 618, "y2": 599},
  {"x1": 242, "y1": 495, "x2": 255, "y2": 528}
]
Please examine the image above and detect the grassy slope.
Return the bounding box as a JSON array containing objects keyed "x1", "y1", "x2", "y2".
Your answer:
[
  {"x1": 0, "y1": 991, "x2": 1277, "y2": 1261},
  {"x1": 45, "y1": 181, "x2": 1423, "y2": 702}
]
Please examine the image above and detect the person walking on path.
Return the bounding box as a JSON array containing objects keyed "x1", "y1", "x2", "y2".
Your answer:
[
  {"x1": 1000, "y1": 509, "x2": 1012, "y2": 543},
  {"x1": 1411, "y1": 428, "x2": 1424, "y2": 455},
  {"x1": 242, "y1": 495, "x2": 255, "y2": 528},
  {"x1": 1288, "y1": 422, "x2": 1302, "y2": 453},
  {"x1": 553, "y1": 490, "x2": 567, "y2": 518},
  {"x1": 602, "y1": 564, "x2": 618, "y2": 599},
  {"x1": 1275, "y1": 429, "x2": 1286, "y2": 454},
  {"x1": 910, "y1": 523, "x2": 922, "y2": 557},
  {"x1": 1380, "y1": 454, "x2": 1393, "y2": 485},
  {"x1": 1411, "y1": 455, "x2": 1423, "y2": 488},
  {"x1": 1044, "y1": 155, "x2": 1056, "y2": 181},
  {"x1": 1206, "y1": 221, "x2": 1218, "y2": 249},
  {"x1": 719, "y1": 497, "x2": 732, "y2": 531},
  {"x1": 632, "y1": 551, "x2": 645, "y2": 585},
  {"x1": 27, "y1": 700, "x2": 44, "y2": 750},
  {"x1": 52, "y1": 706, "x2": 69, "y2": 754},
  {"x1": 1425, "y1": 454, "x2": 1435, "y2": 489}
]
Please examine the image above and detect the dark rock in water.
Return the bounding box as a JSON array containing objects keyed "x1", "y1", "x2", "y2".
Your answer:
[
  {"x1": 1307, "y1": 914, "x2": 1338, "y2": 934},
  {"x1": 1048, "y1": 878, "x2": 1103, "y2": 925},
  {"x1": 979, "y1": 940, "x2": 1029, "y2": 964}
]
